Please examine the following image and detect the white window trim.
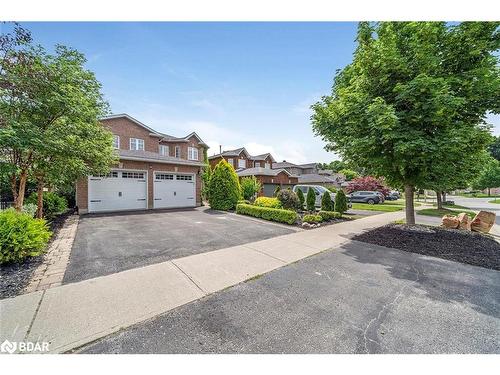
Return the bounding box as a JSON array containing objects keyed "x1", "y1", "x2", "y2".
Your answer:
[
  {"x1": 227, "y1": 158, "x2": 234, "y2": 167},
  {"x1": 159, "y1": 145, "x2": 169, "y2": 156},
  {"x1": 113, "y1": 135, "x2": 120, "y2": 149},
  {"x1": 264, "y1": 162, "x2": 270, "y2": 169},
  {"x1": 175, "y1": 146, "x2": 181, "y2": 158},
  {"x1": 188, "y1": 147, "x2": 199, "y2": 161},
  {"x1": 130, "y1": 138, "x2": 144, "y2": 151},
  {"x1": 238, "y1": 159, "x2": 246, "y2": 168}
]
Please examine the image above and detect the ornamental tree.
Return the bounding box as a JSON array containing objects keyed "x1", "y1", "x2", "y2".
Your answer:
[
  {"x1": 208, "y1": 159, "x2": 241, "y2": 210},
  {"x1": 296, "y1": 188, "x2": 305, "y2": 208},
  {"x1": 240, "y1": 176, "x2": 262, "y2": 201},
  {"x1": 346, "y1": 176, "x2": 390, "y2": 196},
  {"x1": 0, "y1": 24, "x2": 115, "y2": 215},
  {"x1": 312, "y1": 22, "x2": 499, "y2": 224},
  {"x1": 334, "y1": 189, "x2": 348, "y2": 215},
  {"x1": 306, "y1": 187, "x2": 316, "y2": 212}
]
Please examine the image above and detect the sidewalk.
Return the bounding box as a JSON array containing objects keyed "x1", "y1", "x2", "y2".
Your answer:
[{"x1": 1, "y1": 210, "x2": 405, "y2": 353}]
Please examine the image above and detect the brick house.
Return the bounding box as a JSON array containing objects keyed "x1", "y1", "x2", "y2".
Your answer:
[
  {"x1": 208, "y1": 148, "x2": 298, "y2": 197},
  {"x1": 76, "y1": 114, "x2": 207, "y2": 214},
  {"x1": 272, "y1": 161, "x2": 345, "y2": 188}
]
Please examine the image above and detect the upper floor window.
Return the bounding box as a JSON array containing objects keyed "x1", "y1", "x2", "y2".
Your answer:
[
  {"x1": 238, "y1": 159, "x2": 246, "y2": 168},
  {"x1": 130, "y1": 138, "x2": 144, "y2": 151},
  {"x1": 159, "y1": 145, "x2": 169, "y2": 156},
  {"x1": 175, "y1": 146, "x2": 181, "y2": 158},
  {"x1": 188, "y1": 147, "x2": 199, "y2": 161},
  {"x1": 254, "y1": 161, "x2": 260, "y2": 168},
  {"x1": 227, "y1": 158, "x2": 234, "y2": 167},
  {"x1": 264, "y1": 162, "x2": 270, "y2": 169},
  {"x1": 112, "y1": 135, "x2": 120, "y2": 149}
]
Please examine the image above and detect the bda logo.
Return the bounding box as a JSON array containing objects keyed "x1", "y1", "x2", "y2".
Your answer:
[{"x1": 1, "y1": 339, "x2": 17, "y2": 354}]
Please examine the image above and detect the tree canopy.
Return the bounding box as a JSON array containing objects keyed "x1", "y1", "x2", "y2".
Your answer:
[
  {"x1": 0, "y1": 24, "x2": 116, "y2": 214},
  {"x1": 312, "y1": 22, "x2": 499, "y2": 224}
]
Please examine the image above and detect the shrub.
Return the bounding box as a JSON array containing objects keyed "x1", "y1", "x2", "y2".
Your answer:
[
  {"x1": 22, "y1": 203, "x2": 37, "y2": 217},
  {"x1": 208, "y1": 159, "x2": 241, "y2": 210},
  {"x1": 335, "y1": 189, "x2": 348, "y2": 215},
  {"x1": 273, "y1": 185, "x2": 281, "y2": 197},
  {"x1": 26, "y1": 191, "x2": 68, "y2": 219},
  {"x1": 297, "y1": 188, "x2": 305, "y2": 208},
  {"x1": 277, "y1": 189, "x2": 300, "y2": 211},
  {"x1": 306, "y1": 187, "x2": 316, "y2": 211},
  {"x1": 303, "y1": 214, "x2": 323, "y2": 223},
  {"x1": 321, "y1": 191, "x2": 334, "y2": 211},
  {"x1": 236, "y1": 204, "x2": 298, "y2": 225},
  {"x1": 237, "y1": 199, "x2": 251, "y2": 205},
  {"x1": 318, "y1": 210, "x2": 342, "y2": 221},
  {"x1": 240, "y1": 176, "x2": 262, "y2": 201},
  {"x1": 0, "y1": 209, "x2": 51, "y2": 264},
  {"x1": 254, "y1": 196, "x2": 282, "y2": 208},
  {"x1": 326, "y1": 185, "x2": 338, "y2": 193}
]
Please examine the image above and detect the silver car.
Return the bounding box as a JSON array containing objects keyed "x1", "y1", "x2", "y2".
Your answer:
[{"x1": 292, "y1": 184, "x2": 336, "y2": 208}]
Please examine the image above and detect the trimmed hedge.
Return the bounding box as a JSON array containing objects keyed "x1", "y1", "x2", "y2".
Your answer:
[
  {"x1": 321, "y1": 191, "x2": 334, "y2": 211},
  {"x1": 236, "y1": 203, "x2": 298, "y2": 225},
  {"x1": 318, "y1": 210, "x2": 342, "y2": 221},
  {"x1": 303, "y1": 214, "x2": 323, "y2": 223},
  {"x1": 297, "y1": 188, "x2": 305, "y2": 208},
  {"x1": 254, "y1": 197, "x2": 282, "y2": 209},
  {"x1": 306, "y1": 188, "x2": 316, "y2": 211},
  {"x1": 335, "y1": 189, "x2": 348, "y2": 214},
  {"x1": 0, "y1": 209, "x2": 51, "y2": 264}
]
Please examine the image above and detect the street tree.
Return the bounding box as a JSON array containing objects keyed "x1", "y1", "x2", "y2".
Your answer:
[
  {"x1": 312, "y1": 22, "x2": 499, "y2": 224},
  {"x1": 473, "y1": 158, "x2": 500, "y2": 196}
]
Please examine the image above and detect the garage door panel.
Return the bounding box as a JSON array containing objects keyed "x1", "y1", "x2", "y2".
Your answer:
[
  {"x1": 154, "y1": 173, "x2": 196, "y2": 209},
  {"x1": 88, "y1": 171, "x2": 147, "y2": 213}
]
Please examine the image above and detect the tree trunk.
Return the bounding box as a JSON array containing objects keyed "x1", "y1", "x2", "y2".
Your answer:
[
  {"x1": 405, "y1": 185, "x2": 415, "y2": 225},
  {"x1": 14, "y1": 169, "x2": 28, "y2": 211},
  {"x1": 442, "y1": 191, "x2": 447, "y2": 203},
  {"x1": 36, "y1": 176, "x2": 44, "y2": 219},
  {"x1": 436, "y1": 190, "x2": 443, "y2": 209},
  {"x1": 10, "y1": 173, "x2": 18, "y2": 205},
  {"x1": 488, "y1": 187, "x2": 491, "y2": 197}
]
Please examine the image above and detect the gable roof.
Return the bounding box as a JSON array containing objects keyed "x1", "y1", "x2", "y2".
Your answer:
[
  {"x1": 101, "y1": 113, "x2": 208, "y2": 147},
  {"x1": 237, "y1": 167, "x2": 297, "y2": 178},
  {"x1": 209, "y1": 147, "x2": 251, "y2": 160}
]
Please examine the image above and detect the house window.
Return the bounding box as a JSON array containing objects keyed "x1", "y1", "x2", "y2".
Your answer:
[
  {"x1": 122, "y1": 172, "x2": 145, "y2": 179},
  {"x1": 188, "y1": 147, "x2": 199, "y2": 161},
  {"x1": 176, "y1": 175, "x2": 193, "y2": 181},
  {"x1": 130, "y1": 138, "x2": 144, "y2": 151},
  {"x1": 175, "y1": 146, "x2": 181, "y2": 158},
  {"x1": 227, "y1": 158, "x2": 234, "y2": 167},
  {"x1": 112, "y1": 135, "x2": 120, "y2": 149},
  {"x1": 95, "y1": 171, "x2": 118, "y2": 178},
  {"x1": 238, "y1": 159, "x2": 246, "y2": 169},
  {"x1": 159, "y1": 145, "x2": 169, "y2": 156},
  {"x1": 264, "y1": 162, "x2": 270, "y2": 169},
  {"x1": 254, "y1": 161, "x2": 260, "y2": 168}
]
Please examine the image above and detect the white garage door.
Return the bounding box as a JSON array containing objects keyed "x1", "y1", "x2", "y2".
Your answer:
[
  {"x1": 153, "y1": 172, "x2": 196, "y2": 209},
  {"x1": 88, "y1": 170, "x2": 147, "y2": 213}
]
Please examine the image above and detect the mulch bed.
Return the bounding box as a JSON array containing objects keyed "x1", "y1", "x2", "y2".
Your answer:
[
  {"x1": 0, "y1": 209, "x2": 75, "y2": 299},
  {"x1": 353, "y1": 224, "x2": 500, "y2": 271}
]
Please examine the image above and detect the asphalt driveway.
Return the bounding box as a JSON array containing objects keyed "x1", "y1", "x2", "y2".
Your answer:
[
  {"x1": 63, "y1": 207, "x2": 295, "y2": 284},
  {"x1": 80, "y1": 240, "x2": 500, "y2": 354}
]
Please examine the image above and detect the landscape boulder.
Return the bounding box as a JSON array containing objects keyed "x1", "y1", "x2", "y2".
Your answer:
[
  {"x1": 442, "y1": 215, "x2": 459, "y2": 229},
  {"x1": 470, "y1": 211, "x2": 495, "y2": 234},
  {"x1": 457, "y1": 212, "x2": 471, "y2": 230}
]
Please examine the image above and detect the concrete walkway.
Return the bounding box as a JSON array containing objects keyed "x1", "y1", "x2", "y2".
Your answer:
[{"x1": 1, "y1": 210, "x2": 407, "y2": 353}]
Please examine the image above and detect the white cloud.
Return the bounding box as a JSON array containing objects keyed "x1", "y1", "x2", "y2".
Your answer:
[{"x1": 486, "y1": 112, "x2": 500, "y2": 136}]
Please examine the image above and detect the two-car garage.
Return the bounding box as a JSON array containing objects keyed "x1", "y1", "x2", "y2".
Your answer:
[{"x1": 87, "y1": 169, "x2": 196, "y2": 213}]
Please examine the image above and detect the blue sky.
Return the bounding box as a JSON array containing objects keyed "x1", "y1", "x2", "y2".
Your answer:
[{"x1": 9, "y1": 22, "x2": 500, "y2": 163}]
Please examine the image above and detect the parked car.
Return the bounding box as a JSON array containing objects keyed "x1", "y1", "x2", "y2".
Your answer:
[
  {"x1": 292, "y1": 185, "x2": 352, "y2": 209},
  {"x1": 347, "y1": 191, "x2": 382, "y2": 204},
  {"x1": 385, "y1": 191, "x2": 400, "y2": 201},
  {"x1": 376, "y1": 192, "x2": 385, "y2": 203}
]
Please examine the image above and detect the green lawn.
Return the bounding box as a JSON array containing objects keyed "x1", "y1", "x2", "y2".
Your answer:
[
  {"x1": 457, "y1": 192, "x2": 499, "y2": 199},
  {"x1": 351, "y1": 203, "x2": 403, "y2": 212},
  {"x1": 417, "y1": 208, "x2": 476, "y2": 219},
  {"x1": 433, "y1": 203, "x2": 470, "y2": 210},
  {"x1": 383, "y1": 199, "x2": 421, "y2": 207},
  {"x1": 489, "y1": 198, "x2": 500, "y2": 204}
]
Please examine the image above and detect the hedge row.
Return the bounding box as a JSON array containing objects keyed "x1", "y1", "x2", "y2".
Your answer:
[{"x1": 236, "y1": 203, "x2": 297, "y2": 225}]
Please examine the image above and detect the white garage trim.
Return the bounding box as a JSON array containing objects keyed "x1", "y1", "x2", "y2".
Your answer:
[
  {"x1": 88, "y1": 169, "x2": 148, "y2": 213},
  {"x1": 153, "y1": 171, "x2": 196, "y2": 209}
]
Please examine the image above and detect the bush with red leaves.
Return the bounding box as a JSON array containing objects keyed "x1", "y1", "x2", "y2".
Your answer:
[{"x1": 346, "y1": 176, "x2": 390, "y2": 196}]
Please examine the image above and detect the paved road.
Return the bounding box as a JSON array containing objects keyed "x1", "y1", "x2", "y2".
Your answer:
[
  {"x1": 80, "y1": 240, "x2": 500, "y2": 354},
  {"x1": 64, "y1": 208, "x2": 295, "y2": 284}
]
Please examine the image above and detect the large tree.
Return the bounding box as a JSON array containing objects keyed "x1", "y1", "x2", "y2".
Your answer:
[
  {"x1": 473, "y1": 157, "x2": 500, "y2": 196},
  {"x1": 488, "y1": 135, "x2": 500, "y2": 161},
  {"x1": 312, "y1": 22, "x2": 499, "y2": 224},
  {"x1": 0, "y1": 25, "x2": 116, "y2": 214}
]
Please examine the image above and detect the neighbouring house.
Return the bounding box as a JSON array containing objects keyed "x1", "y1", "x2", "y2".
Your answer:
[
  {"x1": 76, "y1": 114, "x2": 208, "y2": 214},
  {"x1": 272, "y1": 161, "x2": 345, "y2": 188},
  {"x1": 208, "y1": 148, "x2": 298, "y2": 197}
]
